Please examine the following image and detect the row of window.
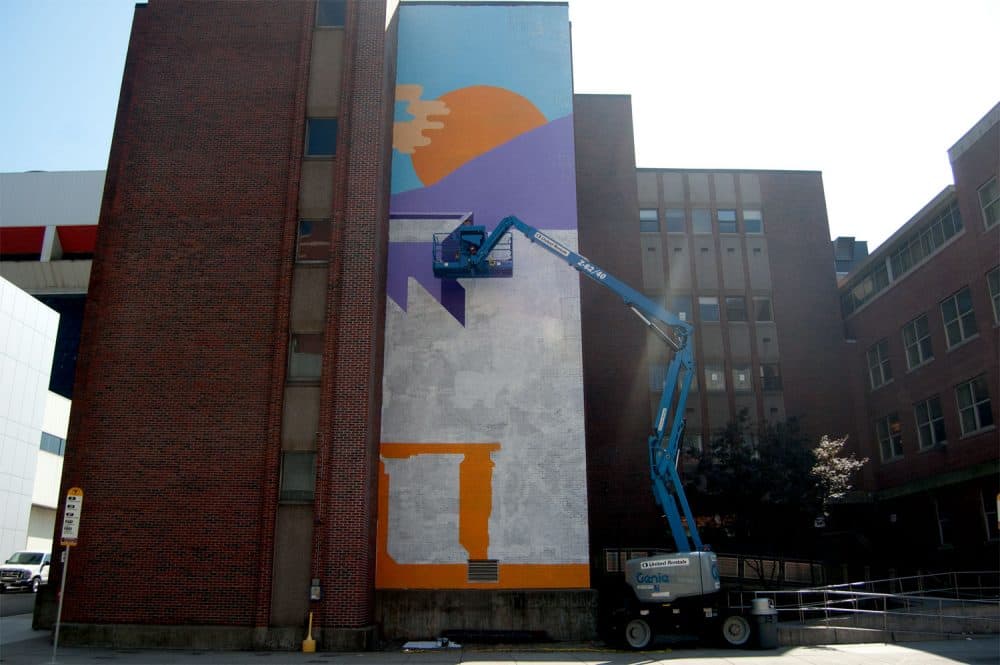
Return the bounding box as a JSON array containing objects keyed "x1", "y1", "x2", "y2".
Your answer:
[
  {"x1": 650, "y1": 362, "x2": 782, "y2": 393},
  {"x1": 286, "y1": 0, "x2": 342, "y2": 506},
  {"x1": 640, "y1": 208, "x2": 763, "y2": 235},
  {"x1": 866, "y1": 274, "x2": 999, "y2": 390},
  {"x1": 669, "y1": 294, "x2": 773, "y2": 324},
  {"x1": 933, "y1": 489, "x2": 998, "y2": 547},
  {"x1": 843, "y1": 177, "x2": 998, "y2": 318},
  {"x1": 875, "y1": 375, "x2": 993, "y2": 462},
  {"x1": 842, "y1": 202, "x2": 964, "y2": 316},
  {"x1": 888, "y1": 201, "x2": 963, "y2": 279}
]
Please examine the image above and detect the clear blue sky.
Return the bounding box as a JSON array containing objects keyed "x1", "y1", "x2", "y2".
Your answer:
[
  {"x1": 2, "y1": 0, "x2": 997, "y2": 249},
  {"x1": 1, "y1": 0, "x2": 136, "y2": 173}
]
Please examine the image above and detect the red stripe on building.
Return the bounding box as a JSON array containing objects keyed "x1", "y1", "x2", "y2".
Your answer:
[
  {"x1": 56, "y1": 226, "x2": 99, "y2": 254},
  {"x1": 0, "y1": 226, "x2": 45, "y2": 255}
]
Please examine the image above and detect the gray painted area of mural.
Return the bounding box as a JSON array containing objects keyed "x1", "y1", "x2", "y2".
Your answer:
[{"x1": 381, "y1": 227, "x2": 589, "y2": 566}]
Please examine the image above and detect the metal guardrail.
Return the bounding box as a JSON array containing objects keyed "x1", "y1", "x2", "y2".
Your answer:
[
  {"x1": 744, "y1": 570, "x2": 1000, "y2": 638},
  {"x1": 817, "y1": 570, "x2": 1000, "y2": 600}
]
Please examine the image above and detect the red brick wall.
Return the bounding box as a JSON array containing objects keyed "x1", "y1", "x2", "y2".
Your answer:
[
  {"x1": 843, "y1": 153, "x2": 999, "y2": 491},
  {"x1": 311, "y1": 0, "x2": 391, "y2": 631},
  {"x1": 574, "y1": 95, "x2": 673, "y2": 561},
  {"x1": 761, "y1": 172, "x2": 855, "y2": 445},
  {"x1": 59, "y1": 0, "x2": 312, "y2": 625}
]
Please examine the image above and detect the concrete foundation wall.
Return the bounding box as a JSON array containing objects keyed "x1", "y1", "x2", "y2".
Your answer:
[{"x1": 376, "y1": 589, "x2": 598, "y2": 642}]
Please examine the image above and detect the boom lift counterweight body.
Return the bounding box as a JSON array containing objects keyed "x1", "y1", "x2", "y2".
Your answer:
[{"x1": 431, "y1": 216, "x2": 740, "y2": 649}]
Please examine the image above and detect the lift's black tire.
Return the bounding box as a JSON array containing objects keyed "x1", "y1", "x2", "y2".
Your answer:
[
  {"x1": 624, "y1": 617, "x2": 653, "y2": 650},
  {"x1": 720, "y1": 614, "x2": 752, "y2": 647}
]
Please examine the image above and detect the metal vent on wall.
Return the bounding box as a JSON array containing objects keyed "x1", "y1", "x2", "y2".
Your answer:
[{"x1": 467, "y1": 559, "x2": 499, "y2": 583}]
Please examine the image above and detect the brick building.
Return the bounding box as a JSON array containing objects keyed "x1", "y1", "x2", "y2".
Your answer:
[
  {"x1": 838, "y1": 102, "x2": 999, "y2": 571},
  {"x1": 47, "y1": 0, "x2": 393, "y2": 649},
  {"x1": 37, "y1": 0, "x2": 997, "y2": 651},
  {"x1": 573, "y1": 95, "x2": 854, "y2": 583}
]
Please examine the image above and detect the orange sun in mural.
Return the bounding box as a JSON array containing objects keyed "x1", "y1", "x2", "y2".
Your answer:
[{"x1": 407, "y1": 85, "x2": 547, "y2": 187}]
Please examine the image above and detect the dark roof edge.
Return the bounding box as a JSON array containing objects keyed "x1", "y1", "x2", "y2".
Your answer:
[{"x1": 947, "y1": 101, "x2": 999, "y2": 163}]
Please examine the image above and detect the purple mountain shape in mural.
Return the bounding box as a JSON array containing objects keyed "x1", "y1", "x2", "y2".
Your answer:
[
  {"x1": 387, "y1": 242, "x2": 465, "y2": 325},
  {"x1": 391, "y1": 114, "x2": 577, "y2": 231},
  {"x1": 388, "y1": 114, "x2": 577, "y2": 325}
]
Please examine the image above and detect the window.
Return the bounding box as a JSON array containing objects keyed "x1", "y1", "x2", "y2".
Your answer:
[
  {"x1": 753, "y1": 296, "x2": 773, "y2": 322},
  {"x1": 982, "y1": 489, "x2": 999, "y2": 541},
  {"x1": 914, "y1": 395, "x2": 946, "y2": 449},
  {"x1": 692, "y1": 208, "x2": 711, "y2": 234},
  {"x1": 743, "y1": 209, "x2": 763, "y2": 234},
  {"x1": 604, "y1": 550, "x2": 623, "y2": 573},
  {"x1": 306, "y1": 118, "x2": 338, "y2": 156},
  {"x1": 902, "y1": 314, "x2": 933, "y2": 369},
  {"x1": 866, "y1": 339, "x2": 892, "y2": 389},
  {"x1": 639, "y1": 208, "x2": 659, "y2": 232},
  {"x1": 841, "y1": 261, "x2": 890, "y2": 316},
  {"x1": 717, "y1": 209, "x2": 737, "y2": 233},
  {"x1": 704, "y1": 366, "x2": 726, "y2": 392},
  {"x1": 288, "y1": 333, "x2": 323, "y2": 380},
  {"x1": 280, "y1": 452, "x2": 316, "y2": 502},
  {"x1": 940, "y1": 287, "x2": 978, "y2": 348},
  {"x1": 979, "y1": 176, "x2": 999, "y2": 229},
  {"x1": 760, "y1": 364, "x2": 782, "y2": 391},
  {"x1": 732, "y1": 365, "x2": 752, "y2": 392},
  {"x1": 988, "y1": 267, "x2": 1000, "y2": 325},
  {"x1": 296, "y1": 220, "x2": 332, "y2": 262},
  {"x1": 698, "y1": 296, "x2": 720, "y2": 321},
  {"x1": 316, "y1": 0, "x2": 346, "y2": 27},
  {"x1": 876, "y1": 413, "x2": 903, "y2": 461},
  {"x1": 725, "y1": 296, "x2": 747, "y2": 322},
  {"x1": 956, "y1": 375, "x2": 994, "y2": 436},
  {"x1": 665, "y1": 209, "x2": 685, "y2": 233},
  {"x1": 40, "y1": 432, "x2": 66, "y2": 456},
  {"x1": 888, "y1": 200, "x2": 963, "y2": 279},
  {"x1": 933, "y1": 498, "x2": 954, "y2": 547},
  {"x1": 670, "y1": 294, "x2": 693, "y2": 322}
]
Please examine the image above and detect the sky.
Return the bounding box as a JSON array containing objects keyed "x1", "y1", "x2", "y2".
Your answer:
[{"x1": 2, "y1": 0, "x2": 997, "y2": 250}]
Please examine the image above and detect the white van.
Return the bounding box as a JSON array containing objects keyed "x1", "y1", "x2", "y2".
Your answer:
[{"x1": 0, "y1": 551, "x2": 51, "y2": 593}]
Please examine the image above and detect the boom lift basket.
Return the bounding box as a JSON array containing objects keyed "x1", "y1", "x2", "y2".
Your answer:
[{"x1": 432, "y1": 225, "x2": 513, "y2": 278}]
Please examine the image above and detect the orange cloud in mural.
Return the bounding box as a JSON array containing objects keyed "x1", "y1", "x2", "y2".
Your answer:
[{"x1": 395, "y1": 84, "x2": 547, "y2": 187}]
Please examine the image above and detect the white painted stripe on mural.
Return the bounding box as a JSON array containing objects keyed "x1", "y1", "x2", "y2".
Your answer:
[{"x1": 390, "y1": 217, "x2": 471, "y2": 242}]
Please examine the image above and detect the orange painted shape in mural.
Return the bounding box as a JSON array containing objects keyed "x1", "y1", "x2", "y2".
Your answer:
[
  {"x1": 376, "y1": 445, "x2": 590, "y2": 589},
  {"x1": 380, "y1": 443, "x2": 497, "y2": 562},
  {"x1": 410, "y1": 85, "x2": 546, "y2": 187},
  {"x1": 376, "y1": 559, "x2": 590, "y2": 590}
]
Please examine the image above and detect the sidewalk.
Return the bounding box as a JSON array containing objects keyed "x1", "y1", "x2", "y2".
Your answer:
[{"x1": 2, "y1": 614, "x2": 997, "y2": 665}]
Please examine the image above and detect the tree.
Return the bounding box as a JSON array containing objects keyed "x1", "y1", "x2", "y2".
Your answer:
[
  {"x1": 694, "y1": 411, "x2": 819, "y2": 550},
  {"x1": 810, "y1": 435, "x2": 868, "y2": 513}
]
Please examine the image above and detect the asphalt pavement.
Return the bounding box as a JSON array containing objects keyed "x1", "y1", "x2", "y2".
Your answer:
[
  {"x1": 2, "y1": 613, "x2": 997, "y2": 665},
  {"x1": 0, "y1": 591, "x2": 37, "y2": 618}
]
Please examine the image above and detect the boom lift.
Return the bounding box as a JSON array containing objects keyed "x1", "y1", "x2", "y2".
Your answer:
[{"x1": 432, "y1": 216, "x2": 749, "y2": 649}]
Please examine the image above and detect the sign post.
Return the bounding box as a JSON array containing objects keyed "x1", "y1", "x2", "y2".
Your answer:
[{"x1": 52, "y1": 487, "x2": 83, "y2": 664}]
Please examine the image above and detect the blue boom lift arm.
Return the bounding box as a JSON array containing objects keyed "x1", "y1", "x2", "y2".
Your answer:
[{"x1": 432, "y1": 215, "x2": 704, "y2": 553}]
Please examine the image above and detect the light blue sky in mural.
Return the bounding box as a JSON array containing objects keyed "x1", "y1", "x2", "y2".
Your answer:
[
  {"x1": 392, "y1": 3, "x2": 573, "y2": 195},
  {"x1": 396, "y1": 3, "x2": 573, "y2": 120}
]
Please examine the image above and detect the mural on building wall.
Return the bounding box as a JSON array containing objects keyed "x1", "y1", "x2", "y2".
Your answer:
[{"x1": 379, "y1": 3, "x2": 590, "y2": 589}]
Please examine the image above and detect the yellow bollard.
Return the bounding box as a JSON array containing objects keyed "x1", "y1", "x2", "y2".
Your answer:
[{"x1": 302, "y1": 612, "x2": 316, "y2": 653}]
